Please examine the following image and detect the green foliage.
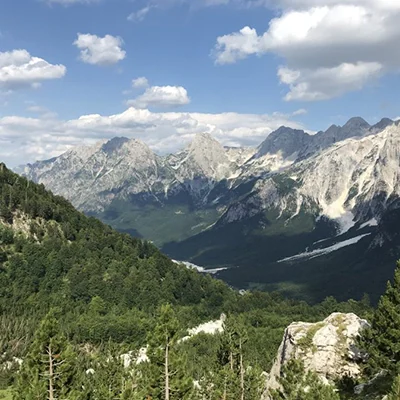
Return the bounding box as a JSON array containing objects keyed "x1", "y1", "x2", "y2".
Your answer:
[
  {"x1": 387, "y1": 374, "x2": 400, "y2": 400},
  {"x1": 100, "y1": 200, "x2": 221, "y2": 247},
  {"x1": 138, "y1": 304, "x2": 194, "y2": 399},
  {"x1": 297, "y1": 322, "x2": 324, "y2": 352},
  {"x1": 0, "y1": 164, "x2": 377, "y2": 398},
  {"x1": 0, "y1": 389, "x2": 12, "y2": 400},
  {"x1": 270, "y1": 359, "x2": 340, "y2": 400},
  {"x1": 77, "y1": 345, "x2": 135, "y2": 400},
  {"x1": 212, "y1": 315, "x2": 264, "y2": 400},
  {"x1": 14, "y1": 311, "x2": 80, "y2": 400},
  {"x1": 359, "y1": 261, "x2": 400, "y2": 378}
]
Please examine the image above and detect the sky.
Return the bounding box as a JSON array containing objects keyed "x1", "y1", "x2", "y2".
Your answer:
[{"x1": 1, "y1": 0, "x2": 400, "y2": 166}]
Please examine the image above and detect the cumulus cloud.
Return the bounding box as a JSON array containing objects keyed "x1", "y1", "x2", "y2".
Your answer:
[
  {"x1": 132, "y1": 77, "x2": 149, "y2": 89},
  {"x1": 74, "y1": 34, "x2": 126, "y2": 66},
  {"x1": 0, "y1": 107, "x2": 306, "y2": 166},
  {"x1": 213, "y1": 1, "x2": 400, "y2": 100},
  {"x1": 213, "y1": 27, "x2": 263, "y2": 64},
  {"x1": 127, "y1": 86, "x2": 191, "y2": 108},
  {"x1": 0, "y1": 50, "x2": 66, "y2": 90},
  {"x1": 278, "y1": 62, "x2": 383, "y2": 101}
]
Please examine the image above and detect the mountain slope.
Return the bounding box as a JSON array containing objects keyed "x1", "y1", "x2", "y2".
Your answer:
[
  {"x1": 0, "y1": 163, "x2": 238, "y2": 321},
  {"x1": 164, "y1": 122, "x2": 400, "y2": 302},
  {"x1": 18, "y1": 117, "x2": 400, "y2": 301},
  {"x1": 21, "y1": 118, "x2": 382, "y2": 245}
]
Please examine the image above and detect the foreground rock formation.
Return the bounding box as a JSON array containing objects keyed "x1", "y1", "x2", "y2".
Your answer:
[{"x1": 263, "y1": 313, "x2": 369, "y2": 398}]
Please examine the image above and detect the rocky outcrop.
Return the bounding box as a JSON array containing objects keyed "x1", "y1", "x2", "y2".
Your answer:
[{"x1": 263, "y1": 313, "x2": 369, "y2": 399}]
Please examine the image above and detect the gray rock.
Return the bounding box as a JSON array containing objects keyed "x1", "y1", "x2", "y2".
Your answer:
[{"x1": 263, "y1": 313, "x2": 369, "y2": 399}]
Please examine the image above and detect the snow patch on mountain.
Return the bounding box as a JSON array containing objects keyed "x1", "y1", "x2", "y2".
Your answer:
[
  {"x1": 278, "y1": 234, "x2": 372, "y2": 263},
  {"x1": 359, "y1": 218, "x2": 379, "y2": 229}
]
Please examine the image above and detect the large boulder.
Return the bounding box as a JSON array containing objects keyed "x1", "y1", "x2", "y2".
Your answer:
[{"x1": 264, "y1": 313, "x2": 369, "y2": 398}]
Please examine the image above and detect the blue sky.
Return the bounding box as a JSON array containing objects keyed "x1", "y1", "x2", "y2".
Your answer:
[{"x1": 1, "y1": 0, "x2": 400, "y2": 166}]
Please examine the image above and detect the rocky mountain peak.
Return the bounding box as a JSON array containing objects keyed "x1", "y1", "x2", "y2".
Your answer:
[
  {"x1": 171, "y1": 132, "x2": 232, "y2": 180},
  {"x1": 19, "y1": 115, "x2": 400, "y2": 227},
  {"x1": 101, "y1": 137, "x2": 130, "y2": 154},
  {"x1": 370, "y1": 117, "x2": 394, "y2": 132},
  {"x1": 255, "y1": 126, "x2": 310, "y2": 159},
  {"x1": 338, "y1": 117, "x2": 371, "y2": 140},
  {"x1": 343, "y1": 116, "x2": 370, "y2": 130},
  {"x1": 69, "y1": 139, "x2": 108, "y2": 163},
  {"x1": 120, "y1": 137, "x2": 156, "y2": 158},
  {"x1": 306, "y1": 118, "x2": 371, "y2": 157},
  {"x1": 187, "y1": 132, "x2": 223, "y2": 153}
]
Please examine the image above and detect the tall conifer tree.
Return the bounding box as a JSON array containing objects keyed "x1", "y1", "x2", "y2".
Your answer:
[
  {"x1": 360, "y1": 261, "x2": 400, "y2": 377},
  {"x1": 15, "y1": 311, "x2": 78, "y2": 400}
]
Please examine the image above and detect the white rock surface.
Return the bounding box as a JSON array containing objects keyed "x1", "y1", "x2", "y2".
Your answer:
[
  {"x1": 264, "y1": 313, "x2": 369, "y2": 399},
  {"x1": 180, "y1": 314, "x2": 226, "y2": 342},
  {"x1": 187, "y1": 314, "x2": 226, "y2": 336},
  {"x1": 120, "y1": 347, "x2": 149, "y2": 368}
]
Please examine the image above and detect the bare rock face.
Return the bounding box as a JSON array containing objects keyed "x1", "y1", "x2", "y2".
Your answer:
[{"x1": 263, "y1": 313, "x2": 369, "y2": 398}]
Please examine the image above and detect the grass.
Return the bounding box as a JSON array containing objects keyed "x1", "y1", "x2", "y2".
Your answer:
[
  {"x1": 0, "y1": 388, "x2": 12, "y2": 400},
  {"x1": 297, "y1": 322, "x2": 324, "y2": 352},
  {"x1": 332, "y1": 314, "x2": 349, "y2": 354}
]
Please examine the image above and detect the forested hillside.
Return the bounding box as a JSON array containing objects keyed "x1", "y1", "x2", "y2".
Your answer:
[{"x1": 0, "y1": 163, "x2": 386, "y2": 399}]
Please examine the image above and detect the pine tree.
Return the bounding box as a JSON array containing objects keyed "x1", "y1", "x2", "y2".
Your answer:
[
  {"x1": 215, "y1": 317, "x2": 240, "y2": 400},
  {"x1": 14, "y1": 310, "x2": 78, "y2": 400},
  {"x1": 270, "y1": 359, "x2": 340, "y2": 400},
  {"x1": 359, "y1": 261, "x2": 400, "y2": 377},
  {"x1": 387, "y1": 374, "x2": 400, "y2": 400},
  {"x1": 214, "y1": 316, "x2": 262, "y2": 400},
  {"x1": 139, "y1": 304, "x2": 193, "y2": 400},
  {"x1": 83, "y1": 344, "x2": 133, "y2": 400}
]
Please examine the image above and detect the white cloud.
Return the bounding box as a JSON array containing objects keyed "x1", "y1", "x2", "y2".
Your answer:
[
  {"x1": 203, "y1": 0, "x2": 230, "y2": 5},
  {"x1": 26, "y1": 104, "x2": 58, "y2": 119},
  {"x1": 278, "y1": 62, "x2": 383, "y2": 101},
  {"x1": 128, "y1": 6, "x2": 153, "y2": 22},
  {"x1": 27, "y1": 105, "x2": 48, "y2": 114},
  {"x1": 213, "y1": 1, "x2": 400, "y2": 100},
  {"x1": 132, "y1": 77, "x2": 149, "y2": 89},
  {"x1": 74, "y1": 34, "x2": 126, "y2": 66},
  {"x1": 292, "y1": 108, "x2": 307, "y2": 116},
  {"x1": 141, "y1": 0, "x2": 267, "y2": 8},
  {"x1": 46, "y1": 0, "x2": 99, "y2": 4},
  {"x1": 213, "y1": 27, "x2": 262, "y2": 64},
  {"x1": 127, "y1": 86, "x2": 191, "y2": 108},
  {"x1": 0, "y1": 50, "x2": 66, "y2": 90},
  {"x1": 0, "y1": 107, "x2": 305, "y2": 166}
]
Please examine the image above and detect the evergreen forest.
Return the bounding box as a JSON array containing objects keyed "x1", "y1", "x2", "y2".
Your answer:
[{"x1": 1, "y1": 163, "x2": 400, "y2": 399}]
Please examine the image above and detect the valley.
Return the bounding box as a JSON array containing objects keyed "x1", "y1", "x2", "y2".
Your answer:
[
  {"x1": 5, "y1": 0, "x2": 400, "y2": 397},
  {"x1": 19, "y1": 117, "x2": 400, "y2": 302}
]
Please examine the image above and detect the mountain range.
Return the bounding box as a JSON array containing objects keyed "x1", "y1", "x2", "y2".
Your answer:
[{"x1": 19, "y1": 116, "x2": 400, "y2": 302}]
